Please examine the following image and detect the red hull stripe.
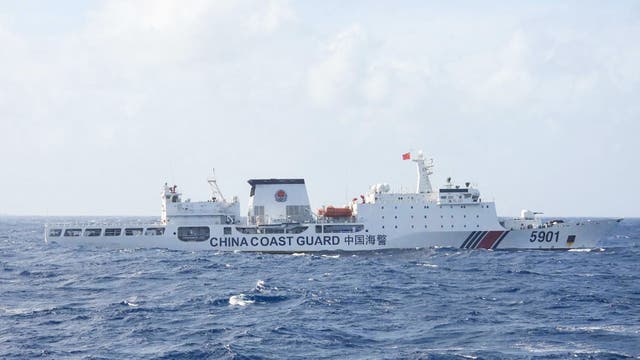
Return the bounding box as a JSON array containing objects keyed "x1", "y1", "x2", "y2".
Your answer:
[
  {"x1": 476, "y1": 231, "x2": 504, "y2": 249},
  {"x1": 491, "y1": 231, "x2": 510, "y2": 249}
]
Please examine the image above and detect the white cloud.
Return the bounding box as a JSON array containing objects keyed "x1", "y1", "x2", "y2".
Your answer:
[
  {"x1": 1, "y1": 2, "x2": 639, "y2": 216},
  {"x1": 307, "y1": 24, "x2": 369, "y2": 107}
]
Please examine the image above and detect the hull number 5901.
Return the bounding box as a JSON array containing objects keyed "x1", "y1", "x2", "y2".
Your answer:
[{"x1": 529, "y1": 231, "x2": 560, "y2": 243}]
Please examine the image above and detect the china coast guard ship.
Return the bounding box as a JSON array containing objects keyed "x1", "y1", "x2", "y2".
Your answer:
[{"x1": 44, "y1": 152, "x2": 620, "y2": 251}]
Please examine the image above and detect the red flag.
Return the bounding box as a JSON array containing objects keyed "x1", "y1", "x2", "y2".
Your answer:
[{"x1": 402, "y1": 152, "x2": 411, "y2": 160}]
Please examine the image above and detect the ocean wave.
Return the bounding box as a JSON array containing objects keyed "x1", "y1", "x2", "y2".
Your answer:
[{"x1": 1, "y1": 216, "x2": 639, "y2": 359}]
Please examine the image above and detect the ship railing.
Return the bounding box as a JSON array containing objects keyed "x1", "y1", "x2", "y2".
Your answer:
[{"x1": 45, "y1": 221, "x2": 165, "y2": 229}]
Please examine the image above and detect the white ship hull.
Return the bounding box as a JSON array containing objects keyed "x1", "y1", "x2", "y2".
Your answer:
[
  {"x1": 45, "y1": 219, "x2": 620, "y2": 252},
  {"x1": 44, "y1": 151, "x2": 622, "y2": 252}
]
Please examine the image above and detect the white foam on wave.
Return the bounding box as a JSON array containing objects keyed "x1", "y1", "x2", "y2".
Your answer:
[
  {"x1": 557, "y1": 325, "x2": 640, "y2": 334},
  {"x1": 321, "y1": 254, "x2": 340, "y2": 259},
  {"x1": 256, "y1": 280, "x2": 266, "y2": 291},
  {"x1": 568, "y1": 248, "x2": 592, "y2": 252},
  {"x1": 123, "y1": 296, "x2": 140, "y2": 307},
  {"x1": 417, "y1": 263, "x2": 438, "y2": 268},
  {"x1": 291, "y1": 252, "x2": 306, "y2": 256},
  {"x1": 0, "y1": 306, "x2": 33, "y2": 315},
  {"x1": 229, "y1": 294, "x2": 254, "y2": 306}
]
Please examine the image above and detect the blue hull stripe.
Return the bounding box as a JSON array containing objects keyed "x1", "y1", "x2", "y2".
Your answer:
[
  {"x1": 460, "y1": 231, "x2": 477, "y2": 249},
  {"x1": 468, "y1": 231, "x2": 487, "y2": 249}
]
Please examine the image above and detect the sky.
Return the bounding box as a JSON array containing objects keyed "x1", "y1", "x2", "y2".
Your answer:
[{"x1": 1, "y1": 1, "x2": 639, "y2": 217}]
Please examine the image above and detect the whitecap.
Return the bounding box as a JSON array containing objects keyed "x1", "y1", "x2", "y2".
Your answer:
[
  {"x1": 568, "y1": 248, "x2": 592, "y2": 252},
  {"x1": 0, "y1": 306, "x2": 31, "y2": 315},
  {"x1": 321, "y1": 254, "x2": 340, "y2": 259},
  {"x1": 123, "y1": 298, "x2": 139, "y2": 307},
  {"x1": 291, "y1": 253, "x2": 306, "y2": 256},
  {"x1": 229, "y1": 294, "x2": 254, "y2": 306},
  {"x1": 417, "y1": 263, "x2": 438, "y2": 268}
]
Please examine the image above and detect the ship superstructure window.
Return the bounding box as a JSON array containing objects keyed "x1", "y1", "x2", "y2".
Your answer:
[
  {"x1": 177, "y1": 226, "x2": 210, "y2": 242},
  {"x1": 236, "y1": 227, "x2": 259, "y2": 234},
  {"x1": 286, "y1": 205, "x2": 312, "y2": 222},
  {"x1": 252, "y1": 205, "x2": 265, "y2": 223},
  {"x1": 286, "y1": 226, "x2": 308, "y2": 234},
  {"x1": 224, "y1": 227, "x2": 232, "y2": 235},
  {"x1": 64, "y1": 229, "x2": 82, "y2": 237},
  {"x1": 316, "y1": 225, "x2": 322, "y2": 233},
  {"x1": 125, "y1": 228, "x2": 143, "y2": 236},
  {"x1": 84, "y1": 228, "x2": 102, "y2": 237},
  {"x1": 105, "y1": 228, "x2": 122, "y2": 236},
  {"x1": 145, "y1": 228, "x2": 165, "y2": 236},
  {"x1": 323, "y1": 224, "x2": 364, "y2": 233},
  {"x1": 48, "y1": 229, "x2": 62, "y2": 237},
  {"x1": 259, "y1": 227, "x2": 285, "y2": 234}
]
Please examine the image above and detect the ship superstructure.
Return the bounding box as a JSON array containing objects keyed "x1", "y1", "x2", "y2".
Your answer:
[{"x1": 45, "y1": 152, "x2": 620, "y2": 251}]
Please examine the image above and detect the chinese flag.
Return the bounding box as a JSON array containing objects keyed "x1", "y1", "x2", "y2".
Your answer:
[{"x1": 402, "y1": 152, "x2": 411, "y2": 160}]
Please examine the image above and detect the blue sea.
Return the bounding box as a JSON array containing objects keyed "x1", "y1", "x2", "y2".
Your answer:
[{"x1": 1, "y1": 217, "x2": 639, "y2": 359}]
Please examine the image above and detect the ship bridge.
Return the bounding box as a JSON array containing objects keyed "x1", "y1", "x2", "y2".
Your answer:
[{"x1": 247, "y1": 179, "x2": 313, "y2": 225}]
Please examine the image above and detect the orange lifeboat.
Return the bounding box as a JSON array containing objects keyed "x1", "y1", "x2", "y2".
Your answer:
[{"x1": 320, "y1": 206, "x2": 353, "y2": 218}]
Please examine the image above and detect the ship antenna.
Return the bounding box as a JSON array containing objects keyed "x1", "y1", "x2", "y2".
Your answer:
[{"x1": 207, "y1": 168, "x2": 226, "y2": 202}]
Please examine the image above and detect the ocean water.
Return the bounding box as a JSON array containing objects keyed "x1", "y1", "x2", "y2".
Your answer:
[{"x1": 1, "y1": 217, "x2": 639, "y2": 359}]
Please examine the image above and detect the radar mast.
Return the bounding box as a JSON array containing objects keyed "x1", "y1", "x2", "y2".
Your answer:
[
  {"x1": 207, "y1": 169, "x2": 226, "y2": 202},
  {"x1": 412, "y1": 150, "x2": 433, "y2": 194}
]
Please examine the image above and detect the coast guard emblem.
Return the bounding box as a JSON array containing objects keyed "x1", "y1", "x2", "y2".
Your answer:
[{"x1": 275, "y1": 189, "x2": 287, "y2": 202}]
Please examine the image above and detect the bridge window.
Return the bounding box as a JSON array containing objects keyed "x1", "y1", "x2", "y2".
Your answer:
[
  {"x1": 105, "y1": 228, "x2": 122, "y2": 236},
  {"x1": 84, "y1": 228, "x2": 102, "y2": 237},
  {"x1": 177, "y1": 226, "x2": 210, "y2": 242},
  {"x1": 145, "y1": 228, "x2": 165, "y2": 236},
  {"x1": 64, "y1": 229, "x2": 82, "y2": 237},
  {"x1": 125, "y1": 228, "x2": 143, "y2": 236},
  {"x1": 48, "y1": 229, "x2": 62, "y2": 237}
]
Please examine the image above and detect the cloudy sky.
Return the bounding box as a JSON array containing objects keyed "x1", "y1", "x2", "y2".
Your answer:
[{"x1": 1, "y1": 1, "x2": 638, "y2": 217}]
